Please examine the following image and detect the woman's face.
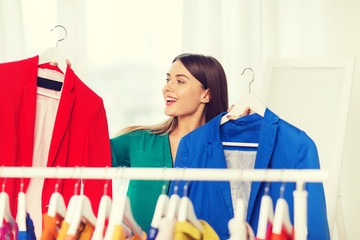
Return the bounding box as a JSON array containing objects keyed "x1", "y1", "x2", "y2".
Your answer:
[{"x1": 163, "y1": 60, "x2": 210, "y2": 119}]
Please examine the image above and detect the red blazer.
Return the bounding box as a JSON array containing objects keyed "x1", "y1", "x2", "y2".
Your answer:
[{"x1": 0, "y1": 56, "x2": 112, "y2": 216}]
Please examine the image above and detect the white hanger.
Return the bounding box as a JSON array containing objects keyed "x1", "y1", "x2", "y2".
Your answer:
[
  {"x1": 177, "y1": 184, "x2": 203, "y2": 232},
  {"x1": 165, "y1": 185, "x2": 181, "y2": 220},
  {"x1": 67, "y1": 180, "x2": 97, "y2": 235},
  {"x1": 38, "y1": 25, "x2": 68, "y2": 74},
  {"x1": 92, "y1": 183, "x2": 112, "y2": 240},
  {"x1": 104, "y1": 196, "x2": 143, "y2": 240},
  {"x1": 47, "y1": 182, "x2": 67, "y2": 219},
  {"x1": 150, "y1": 185, "x2": 169, "y2": 228},
  {"x1": 0, "y1": 183, "x2": 16, "y2": 228},
  {"x1": 256, "y1": 185, "x2": 274, "y2": 239},
  {"x1": 228, "y1": 199, "x2": 247, "y2": 240},
  {"x1": 272, "y1": 184, "x2": 293, "y2": 235},
  {"x1": 221, "y1": 68, "x2": 265, "y2": 148},
  {"x1": 221, "y1": 68, "x2": 265, "y2": 125},
  {"x1": 16, "y1": 180, "x2": 27, "y2": 231}
]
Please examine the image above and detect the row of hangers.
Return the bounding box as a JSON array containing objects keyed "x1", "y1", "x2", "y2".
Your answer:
[
  {"x1": 150, "y1": 183, "x2": 204, "y2": 233},
  {"x1": 0, "y1": 179, "x2": 144, "y2": 240},
  {"x1": 150, "y1": 181, "x2": 294, "y2": 239}
]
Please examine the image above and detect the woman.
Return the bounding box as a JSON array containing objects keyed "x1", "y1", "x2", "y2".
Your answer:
[{"x1": 110, "y1": 53, "x2": 229, "y2": 233}]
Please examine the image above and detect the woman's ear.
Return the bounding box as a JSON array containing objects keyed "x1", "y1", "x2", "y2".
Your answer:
[{"x1": 201, "y1": 89, "x2": 211, "y2": 103}]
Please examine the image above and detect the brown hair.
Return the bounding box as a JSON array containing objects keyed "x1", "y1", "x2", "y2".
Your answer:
[{"x1": 117, "y1": 53, "x2": 228, "y2": 136}]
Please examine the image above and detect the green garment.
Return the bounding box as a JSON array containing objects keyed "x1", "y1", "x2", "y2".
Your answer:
[{"x1": 110, "y1": 130, "x2": 173, "y2": 233}]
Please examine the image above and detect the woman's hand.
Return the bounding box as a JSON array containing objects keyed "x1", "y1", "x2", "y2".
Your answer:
[{"x1": 226, "y1": 106, "x2": 253, "y2": 120}]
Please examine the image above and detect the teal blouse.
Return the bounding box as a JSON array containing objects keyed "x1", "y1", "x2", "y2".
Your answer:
[{"x1": 110, "y1": 130, "x2": 173, "y2": 233}]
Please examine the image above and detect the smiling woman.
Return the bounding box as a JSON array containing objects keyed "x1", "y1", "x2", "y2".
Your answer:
[{"x1": 110, "y1": 53, "x2": 229, "y2": 234}]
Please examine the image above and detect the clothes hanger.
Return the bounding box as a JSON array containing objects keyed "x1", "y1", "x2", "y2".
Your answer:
[
  {"x1": 272, "y1": 183, "x2": 293, "y2": 236},
  {"x1": 67, "y1": 180, "x2": 97, "y2": 236},
  {"x1": 165, "y1": 183, "x2": 181, "y2": 220},
  {"x1": 221, "y1": 68, "x2": 265, "y2": 148},
  {"x1": 228, "y1": 198, "x2": 247, "y2": 240},
  {"x1": 220, "y1": 68, "x2": 266, "y2": 125},
  {"x1": 256, "y1": 183, "x2": 274, "y2": 240},
  {"x1": 104, "y1": 193, "x2": 143, "y2": 239},
  {"x1": 37, "y1": 25, "x2": 67, "y2": 100},
  {"x1": 177, "y1": 183, "x2": 203, "y2": 232},
  {"x1": 38, "y1": 25, "x2": 68, "y2": 75},
  {"x1": 16, "y1": 179, "x2": 27, "y2": 232},
  {"x1": 150, "y1": 184, "x2": 169, "y2": 229},
  {"x1": 47, "y1": 180, "x2": 67, "y2": 219},
  {"x1": 0, "y1": 180, "x2": 16, "y2": 228},
  {"x1": 91, "y1": 182, "x2": 112, "y2": 240}
]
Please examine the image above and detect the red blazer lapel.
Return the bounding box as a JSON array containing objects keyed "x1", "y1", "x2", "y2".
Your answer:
[{"x1": 47, "y1": 65, "x2": 75, "y2": 167}]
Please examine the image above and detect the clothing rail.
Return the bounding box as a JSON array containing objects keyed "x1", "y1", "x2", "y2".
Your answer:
[
  {"x1": 0, "y1": 167, "x2": 328, "y2": 240},
  {"x1": 0, "y1": 167, "x2": 327, "y2": 186}
]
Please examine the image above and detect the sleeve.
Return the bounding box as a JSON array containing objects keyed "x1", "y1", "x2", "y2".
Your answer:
[
  {"x1": 110, "y1": 132, "x2": 131, "y2": 167},
  {"x1": 296, "y1": 131, "x2": 330, "y2": 240}
]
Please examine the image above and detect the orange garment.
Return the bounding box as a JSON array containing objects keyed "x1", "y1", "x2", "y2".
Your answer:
[
  {"x1": 40, "y1": 213, "x2": 63, "y2": 240},
  {"x1": 132, "y1": 231, "x2": 147, "y2": 240}
]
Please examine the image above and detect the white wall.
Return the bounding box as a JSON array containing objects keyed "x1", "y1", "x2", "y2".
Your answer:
[{"x1": 274, "y1": 1, "x2": 360, "y2": 239}]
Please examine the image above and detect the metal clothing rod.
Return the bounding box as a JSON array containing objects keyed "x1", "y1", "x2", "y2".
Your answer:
[{"x1": 0, "y1": 167, "x2": 328, "y2": 183}]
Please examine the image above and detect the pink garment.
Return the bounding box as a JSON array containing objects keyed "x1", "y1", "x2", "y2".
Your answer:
[
  {"x1": 0, "y1": 221, "x2": 18, "y2": 240},
  {"x1": 155, "y1": 218, "x2": 177, "y2": 240}
]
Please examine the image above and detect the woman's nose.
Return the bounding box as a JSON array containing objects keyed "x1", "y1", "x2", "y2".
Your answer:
[{"x1": 164, "y1": 80, "x2": 175, "y2": 91}]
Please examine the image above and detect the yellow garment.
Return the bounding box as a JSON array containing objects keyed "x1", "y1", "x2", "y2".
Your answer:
[
  {"x1": 57, "y1": 221, "x2": 70, "y2": 240},
  {"x1": 111, "y1": 224, "x2": 147, "y2": 240},
  {"x1": 57, "y1": 220, "x2": 94, "y2": 240},
  {"x1": 174, "y1": 220, "x2": 219, "y2": 240}
]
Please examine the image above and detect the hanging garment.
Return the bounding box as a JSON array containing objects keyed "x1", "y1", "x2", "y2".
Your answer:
[
  {"x1": 64, "y1": 221, "x2": 94, "y2": 240},
  {"x1": 269, "y1": 226, "x2": 294, "y2": 240},
  {"x1": 169, "y1": 110, "x2": 330, "y2": 240},
  {"x1": 41, "y1": 213, "x2": 63, "y2": 240},
  {"x1": 0, "y1": 56, "x2": 112, "y2": 217},
  {"x1": 18, "y1": 213, "x2": 36, "y2": 240},
  {"x1": 174, "y1": 220, "x2": 219, "y2": 240},
  {"x1": 0, "y1": 221, "x2": 18, "y2": 240},
  {"x1": 147, "y1": 226, "x2": 159, "y2": 240},
  {"x1": 111, "y1": 130, "x2": 173, "y2": 233},
  {"x1": 111, "y1": 224, "x2": 132, "y2": 240}
]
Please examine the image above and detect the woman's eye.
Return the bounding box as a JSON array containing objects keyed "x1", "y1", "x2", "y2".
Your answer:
[
  {"x1": 165, "y1": 79, "x2": 170, "y2": 83},
  {"x1": 177, "y1": 79, "x2": 184, "y2": 84}
]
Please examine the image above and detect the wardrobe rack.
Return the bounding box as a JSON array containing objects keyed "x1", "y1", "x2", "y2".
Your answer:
[
  {"x1": 0, "y1": 167, "x2": 327, "y2": 186},
  {"x1": 0, "y1": 167, "x2": 328, "y2": 240}
]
